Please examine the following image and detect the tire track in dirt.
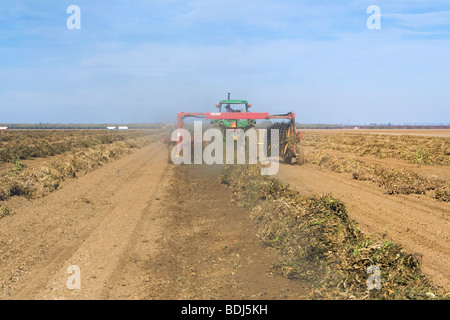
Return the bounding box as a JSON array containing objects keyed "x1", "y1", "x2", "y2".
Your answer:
[
  {"x1": 110, "y1": 164, "x2": 307, "y2": 300},
  {"x1": 0, "y1": 141, "x2": 167, "y2": 299},
  {"x1": 26, "y1": 142, "x2": 167, "y2": 300},
  {"x1": 275, "y1": 163, "x2": 450, "y2": 291},
  {"x1": 1, "y1": 141, "x2": 308, "y2": 300},
  {"x1": 99, "y1": 166, "x2": 172, "y2": 299}
]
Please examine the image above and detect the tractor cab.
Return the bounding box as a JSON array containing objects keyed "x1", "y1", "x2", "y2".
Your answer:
[
  {"x1": 212, "y1": 94, "x2": 256, "y2": 133},
  {"x1": 215, "y1": 93, "x2": 252, "y2": 113}
]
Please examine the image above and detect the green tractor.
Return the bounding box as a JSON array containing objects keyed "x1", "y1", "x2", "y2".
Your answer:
[
  {"x1": 208, "y1": 93, "x2": 302, "y2": 163},
  {"x1": 171, "y1": 94, "x2": 302, "y2": 164},
  {"x1": 211, "y1": 93, "x2": 256, "y2": 139}
]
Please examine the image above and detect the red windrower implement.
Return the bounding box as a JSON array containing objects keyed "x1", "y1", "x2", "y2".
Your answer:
[{"x1": 170, "y1": 93, "x2": 303, "y2": 164}]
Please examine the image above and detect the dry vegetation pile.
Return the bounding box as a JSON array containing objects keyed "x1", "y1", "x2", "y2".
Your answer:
[
  {"x1": 306, "y1": 150, "x2": 449, "y2": 202},
  {"x1": 220, "y1": 165, "x2": 449, "y2": 300},
  {"x1": 0, "y1": 130, "x2": 151, "y2": 164},
  {"x1": 301, "y1": 132, "x2": 450, "y2": 166},
  {"x1": 0, "y1": 131, "x2": 155, "y2": 211}
]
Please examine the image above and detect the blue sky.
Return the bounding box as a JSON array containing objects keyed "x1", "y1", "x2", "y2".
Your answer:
[{"x1": 1, "y1": 0, "x2": 450, "y2": 124}]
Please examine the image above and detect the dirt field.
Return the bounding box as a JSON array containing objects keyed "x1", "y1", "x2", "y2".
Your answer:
[
  {"x1": 0, "y1": 128, "x2": 448, "y2": 299},
  {"x1": 275, "y1": 163, "x2": 449, "y2": 290},
  {"x1": 0, "y1": 140, "x2": 305, "y2": 299},
  {"x1": 274, "y1": 129, "x2": 450, "y2": 291}
]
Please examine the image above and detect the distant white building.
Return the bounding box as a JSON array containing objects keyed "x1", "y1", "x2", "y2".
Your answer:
[
  {"x1": 0, "y1": 127, "x2": 7, "y2": 130},
  {"x1": 118, "y1": 126, "x2": 128, "y2": 130},
  {"x1": 106, "y1": 126, "x2": 116, "y2": 130}
]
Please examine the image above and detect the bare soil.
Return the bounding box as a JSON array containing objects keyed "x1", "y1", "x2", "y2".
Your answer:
[
  {"x1": 284, "y1": 129, "x2": 449, "y2": 290},
  {"x1": 0, "y1": 141, "x2": 306, "y2": 300},
  {"x1": 1, "y1": 130, "x2": 448, "y2": 299},
  {"x1": 275, "y1": 161, "x2": 450, "y2": 291}
]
